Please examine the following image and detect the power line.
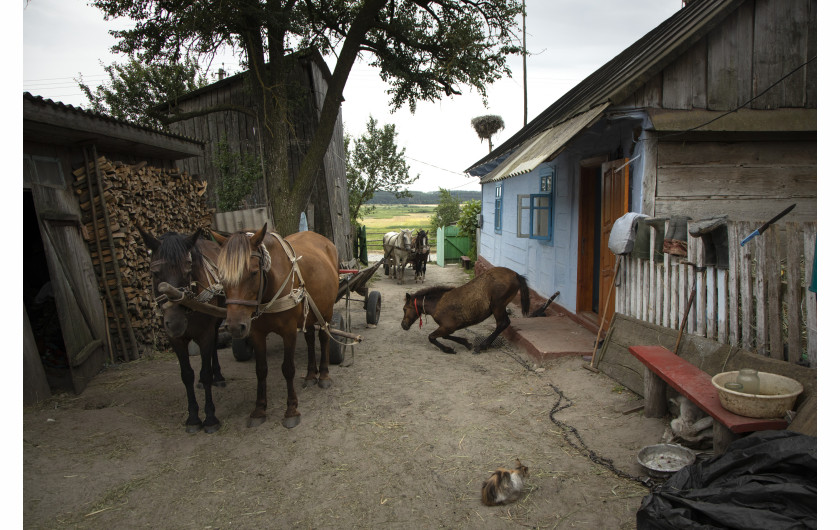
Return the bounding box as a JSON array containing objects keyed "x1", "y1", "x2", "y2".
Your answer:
[{"x1": 404, "y1": 155, "x2": 466, "y2": 176}]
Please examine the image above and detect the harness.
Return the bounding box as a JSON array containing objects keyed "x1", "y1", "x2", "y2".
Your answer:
[
  {"x1": 413, "y1": 296, "x2": 426, "y2": 328},
  {"x1": 152, "y1": 250, "x2": 224, "y2": 313}
]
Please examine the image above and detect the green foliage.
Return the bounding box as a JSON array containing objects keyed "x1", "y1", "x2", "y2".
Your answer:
[
  {"x1": 212, "y1": 135, "x2": 263, "y2": 212},
  {"x1": 77, "y1": 57, "x2": 207, "y2": 128},
  {"x1": 430, "y1": 188, "x2": 461, "y2": 231},
  {"x1": 346, "y1": 116, "x2": 418, "y2": 225},
  {"x1": 457, "y1": 199, "x2": 482, "y2": 259}
]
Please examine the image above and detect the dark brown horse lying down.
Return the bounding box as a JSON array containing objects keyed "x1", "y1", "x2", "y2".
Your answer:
[{"x1": 401, "y1": 267, "x2": 530, "y2": 354}]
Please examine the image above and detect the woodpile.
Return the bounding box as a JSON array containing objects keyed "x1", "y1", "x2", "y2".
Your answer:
[{"x1": 73, "y1": 155, "x2": 213, "y2": 358}]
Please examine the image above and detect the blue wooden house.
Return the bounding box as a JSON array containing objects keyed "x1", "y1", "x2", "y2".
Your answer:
[{"x1": 465, "y1": 0, "x2": 816, "y2": 341}]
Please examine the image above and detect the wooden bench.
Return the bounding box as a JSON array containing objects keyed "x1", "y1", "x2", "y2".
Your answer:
[
  {"x1": 628, "y1": 345, "x2": 788, "y2": 454},
  {"x1": 460, "y1": 255, "x2": 472, "y2": 269}
]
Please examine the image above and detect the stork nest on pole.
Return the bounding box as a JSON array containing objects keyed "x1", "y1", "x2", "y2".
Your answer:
[{"x1": 470, "y1": 115, "x2": 505, "y2": 141}]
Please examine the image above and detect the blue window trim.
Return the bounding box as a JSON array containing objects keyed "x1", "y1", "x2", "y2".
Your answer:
[
  {"x1": 494, "y1": 183, "x2": 503, "y2": 233},
  {"x1": 530, "y1": 169, "x2": 554, "y2": 241},
  {"x1": 529, "y1": 193, "x2": 553, "y2": 241}
]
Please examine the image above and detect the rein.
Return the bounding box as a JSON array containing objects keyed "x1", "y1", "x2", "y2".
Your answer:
[
  {"x1": 413, "y1": 296, "x2": 425, "y2": 328},
  {"x1": 152, "y1": 249, "x2": 224, "y2": 315}
]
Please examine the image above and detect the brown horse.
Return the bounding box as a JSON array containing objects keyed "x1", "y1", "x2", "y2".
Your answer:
[
  {"x1": 214, "y1": 224, "x2": 339, "y2": 429},
  {"x1": 138, "y1": 227, "x2": 226, "y2": 433},
  {"x1": 401, "y1": 267, "x2": 530, "y2": 354}
]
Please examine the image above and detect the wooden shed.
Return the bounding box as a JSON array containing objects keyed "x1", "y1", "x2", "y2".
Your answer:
[
  {"x1": 158, "y1": 50, "x2": 353, "y2": 262},
  {"x1": 23, "y1": 93, "x2": 204, "y2": 403},
  {"x1": 465, "y1": 0, "x2": 816, "y2": 365}
]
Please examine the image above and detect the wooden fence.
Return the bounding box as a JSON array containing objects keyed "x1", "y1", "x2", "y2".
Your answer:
[
  {"x1": 615, "y1": 220, "x2": 817, "y2": 367},
  {"x1": 364, "y1": 229, "x2": 437, "y2": 252}
]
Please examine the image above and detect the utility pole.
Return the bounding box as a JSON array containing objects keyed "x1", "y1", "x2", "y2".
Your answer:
[{"x1": 522, "y1": 0, "x2": 528, "y2": 127}]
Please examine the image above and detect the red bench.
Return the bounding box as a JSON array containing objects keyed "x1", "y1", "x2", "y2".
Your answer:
[{"x1": 628, "y1": 345, "x2": 787, "y2": 454}]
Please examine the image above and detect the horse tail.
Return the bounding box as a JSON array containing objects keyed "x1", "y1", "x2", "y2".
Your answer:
[{"x1": 517, "y1": 274, "x2": 530, "y2": 317}]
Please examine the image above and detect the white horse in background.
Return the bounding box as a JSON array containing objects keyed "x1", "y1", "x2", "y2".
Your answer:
[{"x1": 383, "y1": 229, "x2": 413, "y2": 284}]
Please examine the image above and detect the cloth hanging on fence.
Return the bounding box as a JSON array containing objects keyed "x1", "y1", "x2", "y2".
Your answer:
[{"x1": 608, "y1": 212, "x2": 649, "y2": 256}]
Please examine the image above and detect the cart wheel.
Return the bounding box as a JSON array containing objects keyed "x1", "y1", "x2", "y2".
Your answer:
[
  {"x1": 329, "y1": 313, "x2": 346, "y2": 364},
  {"x1": 366, "y1": 291, "x2": 381, "y2": 325},
  {"x1": 232, "y1": 337, "x2": 254, "y2": 362}
]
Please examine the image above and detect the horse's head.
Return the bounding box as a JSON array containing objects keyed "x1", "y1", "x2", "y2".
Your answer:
[
  {"x1": 400, "y1": 228, "x2": 413, "y2": 250},
  {"x1": 138, "y1": 226, "x2": 202, "y2": 338},
  {"x1": 401, "y1": 292, "x2": 420, "y2": 330},
  {"x1": 415, "y1": 229, "x2": 429, "y2": 252},
  {"x1": 216, "y1": 223, "x2": 270, "y2": 339}
]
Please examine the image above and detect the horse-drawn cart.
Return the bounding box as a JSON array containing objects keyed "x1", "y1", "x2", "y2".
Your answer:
[{"x1": 328, "y1": 258, "x2": 384, "y2": 364}]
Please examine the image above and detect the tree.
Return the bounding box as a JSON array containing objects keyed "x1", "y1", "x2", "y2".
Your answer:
[
  {"x1": 470, "y1": 114, "x2": 505, "y2": 152},
  {"x1": 77, "y1": 57, "x2": 208, "y2": 128},
  {"x1": 457, "y1": 199, "x2": 481, "y2": 259},
  {"x1": 346, "y1": 116, "x2": 418, "y2": 225},
  {"x1": 431, "y1": 188, "x2": 461, "y2": 231},
  {"x1": 213, "y1": 134, "x2": 264, "y2": 211},
  {"x1": 91, "y1": 0, "x2": 523, "y2": 234}
]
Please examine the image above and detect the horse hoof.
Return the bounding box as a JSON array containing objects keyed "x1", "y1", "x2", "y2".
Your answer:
[
  {"x1": 185, "y1": 422, "x2": 203, "y2": 434},
  {"x1": 472, "y1": 349, "x2": 481, "y2": 355},
  {"x1": 213, "y1": 380, "x2": 226, "y2": 388},
  {"x1": 247, "y1": 416, "x2": 266, "y2": 428},
  {"x1": 318, "y1": 378, "x2": 332, "y2": 389},
  {"x1": 443, "y1": 348, "x2": 455, "y2": 354},
  {"x1": 204, "y1": 421, "x2": 221, "y2": 434},
  {"x1": 302, "y1": 378, "x2": 317, "y2": 388},
  {"x1": 282, "y1": 415, "x2": 301, "y2": 429}
]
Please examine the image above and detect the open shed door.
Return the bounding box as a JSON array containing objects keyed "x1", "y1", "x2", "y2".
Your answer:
[{"x1": 598, "y1": 159, "x2": 629, "y2": 323}]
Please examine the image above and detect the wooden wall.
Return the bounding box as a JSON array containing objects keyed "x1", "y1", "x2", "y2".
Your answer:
[
  {"x1": 654, "y1": 139, "x2": 816, "y2": 222},
  {"x1": 627, "y1": 0, "x2": 817, "y2": 112}
]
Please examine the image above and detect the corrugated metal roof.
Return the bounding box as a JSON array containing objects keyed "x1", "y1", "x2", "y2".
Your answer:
[
  {"x1": 24, "y1": 92, "x2": 205, "y2": 161},
  {"x1": 466, "y1": 0, "x2": 745, "y2": 177},
  {"x1": 480, "y1": 102, "x2": 609, "y2": 183}
]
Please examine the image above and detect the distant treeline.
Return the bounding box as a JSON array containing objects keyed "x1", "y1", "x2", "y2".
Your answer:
[{"x1": 366, "y1": 190, "x2": 481, "y2": 204}]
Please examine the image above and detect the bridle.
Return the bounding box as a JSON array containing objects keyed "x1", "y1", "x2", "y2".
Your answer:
[
  {"x1": 413, "y1": 296, "x2": 426, "y2": 328},
  {"x1": 223, "y1": 248, "x2": 269, "y2": 319},
  {"x1": 152, "y1": 248, "x2": 223, "y2": 311}
]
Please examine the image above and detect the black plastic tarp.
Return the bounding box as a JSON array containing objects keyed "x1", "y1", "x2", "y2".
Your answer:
[{"x1": 637, "y1": 430, "x2": 816, "y2": 529}]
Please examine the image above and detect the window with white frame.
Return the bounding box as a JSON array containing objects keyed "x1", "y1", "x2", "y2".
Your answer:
[
  {"x1": 516, "y1": 169, "x2": 554, "y2": 240},
  {"x1": 494, "y1": 183, "x2": 503, "y2": 233}
]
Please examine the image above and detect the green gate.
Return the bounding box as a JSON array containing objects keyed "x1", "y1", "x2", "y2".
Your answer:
[
  {"x1": 353, "y1": 225, "x2": 368, "y2": 265},
  {"x1": 436, "y1": 225, "x2": 471, "y2": 266}
]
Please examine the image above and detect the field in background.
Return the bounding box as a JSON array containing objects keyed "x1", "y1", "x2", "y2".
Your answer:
[{"x1": 360, "y1": 204, "x2": 436, "y2": 252}]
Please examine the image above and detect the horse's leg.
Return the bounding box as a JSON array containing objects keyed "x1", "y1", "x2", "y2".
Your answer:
[
  {"x1": 280, "y1": 327, "x2": 301, "y2": 429},
  {"x1": 428, "y1": 326, "x2": 457, "y2": 354},
  {"x1": 475, "y1": 309, "x2": 512, "y2": 353},
  {"x1": 210, "y1": 324, "x2": 226, "y2": 387},
  {"x1": 317, "y1": 326, "x2": 331, "y2": 389},
  {"x1": 303, "y1": 327, "x2": 318, "y2": 388},
  {"x1": 172, "y1": 337, "x2": 202, "y2": 433},
  {"x1": 248, "y1": 330, "x2": 269, "y2": 428},
  {"x1": 443, "y1": 335, "x2": 473, "y2": 350},
  {"x1": 196, "y1": 330, "x2": 220, "y2": 433}
]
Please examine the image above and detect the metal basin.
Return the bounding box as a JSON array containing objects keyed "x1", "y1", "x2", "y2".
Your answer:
[{"x1": 637, "y1": 444, "x2": 696, "y2": 479}]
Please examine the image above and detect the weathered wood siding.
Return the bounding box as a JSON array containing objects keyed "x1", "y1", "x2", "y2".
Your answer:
[
  {"x1": 654, "y1": 139, "x2": 816, "y2": 221},
  {"x1": 628, "y1": 0, "x2": 816, "y2": 112},
  {"x1": 615, "y1": 220, "x2": 817, "y2": 367}
]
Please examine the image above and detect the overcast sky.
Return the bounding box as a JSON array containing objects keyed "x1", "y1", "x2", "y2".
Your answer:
[{"x1": 22, "y1": 1, "x2": 684, "y2": 192}]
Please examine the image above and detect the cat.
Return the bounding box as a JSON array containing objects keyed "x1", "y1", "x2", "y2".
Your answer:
[{"x1": 481, "y1": 459, "x2": 529, "y2": 506}]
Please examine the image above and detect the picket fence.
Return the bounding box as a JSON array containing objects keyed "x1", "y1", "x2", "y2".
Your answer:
[{"x1": 614, "y1": 220, "x2": 817, "y2": 368}]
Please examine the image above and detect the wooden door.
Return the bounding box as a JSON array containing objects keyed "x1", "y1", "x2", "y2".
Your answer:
[
  {"x1": 598, "y1": 159, "x2": 629, "y2": 322},
  {"x1": 576, "y1": 165, "x2": 599, "y2": 314}
]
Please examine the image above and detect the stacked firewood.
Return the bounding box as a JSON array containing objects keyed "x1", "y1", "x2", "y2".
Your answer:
[{"x1": 73, "y1": 155, "x2": 214, "y2": 356}]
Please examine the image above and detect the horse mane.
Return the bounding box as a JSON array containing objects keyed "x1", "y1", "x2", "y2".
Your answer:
[
  {"x1": 217, "y1": 231, "x2": 254, "y2": 286},
  {"x1": 411, "y1": 284, "x2": 454, "y2": 301},
  {"x1": 158, "y1": 232, "x2": 198, "y2": 271}
]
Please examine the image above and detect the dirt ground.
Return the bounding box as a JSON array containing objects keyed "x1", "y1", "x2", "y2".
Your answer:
[{"x1": 24, "y1": 261, "x2": 668, "y2": 529}]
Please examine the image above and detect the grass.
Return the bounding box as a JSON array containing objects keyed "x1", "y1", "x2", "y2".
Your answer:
[{"x1": 360, "y1": 204, "x2": 439, "y2": 251}]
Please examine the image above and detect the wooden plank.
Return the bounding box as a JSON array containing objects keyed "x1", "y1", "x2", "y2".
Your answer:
[
  {"x1": 717, "y1": 268, "x2": 727, "y2": 343},
  {"x1": 656, "y1": 166, "x2": 815, "y2": 198},
  {"x1": 786, "y1": 222, "x2": 803, "y2": 364},
  {"x1": 655, "y1": 198, "x2": 816, "y2": 224},
  {"x1": 657, "y1": 140, "x2": 816, "y2": 167},
  {"x1": 663, "y1": 252, "x2": 671, "y2": 328},
  {"x1": 655, "y1": 260, "x2": 663, "y2": 326},
  {"x1": 696, "y1": 267, "x2": 707, "y2": 338},
  {"x1": 752, "y1": 0, "x2": 809, "y2": 109},
  {"x1": 643, "y1": 258, "x2": 650, "y2": 322},
  {"x1": 642, "y1": 134, "x2": 657, "y2": 216},
  {"x1": 765, "y1": 227, "x2": 783, "y2": 359},
  {"x1": 803, "y1": 222, "x2": 816, "y2": 367},
  {"x1": 706, "y1": 267, "x2": 717, "y2": 339},
  {"x1": 739, "y1": 222, "x2": 755, "y2": 349},
  {"x1": 677, "y1": 263, "x2": 687, "y2": 333},
  {"x1": 706, "y1": 1, "x2": 753, "y2": 110},
  {"x1": 754, "y1": 233, "x2": 768, "y2": 355},
  {"x1": 727, "y1": 221, "x2": 740, "y2": 346}
]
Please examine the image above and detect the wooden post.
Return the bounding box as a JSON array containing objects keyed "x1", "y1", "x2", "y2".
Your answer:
[
  {"x1": 643, "y1": 367, "x2": 668, "y2": 418},
  {"x1": 713, "y1": 421, "x2": 740, "y2": 455}
]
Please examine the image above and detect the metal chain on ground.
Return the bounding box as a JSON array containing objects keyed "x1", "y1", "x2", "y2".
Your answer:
[{"x1": 500, "y1": 347, "x2": 653, "y2": 489}]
